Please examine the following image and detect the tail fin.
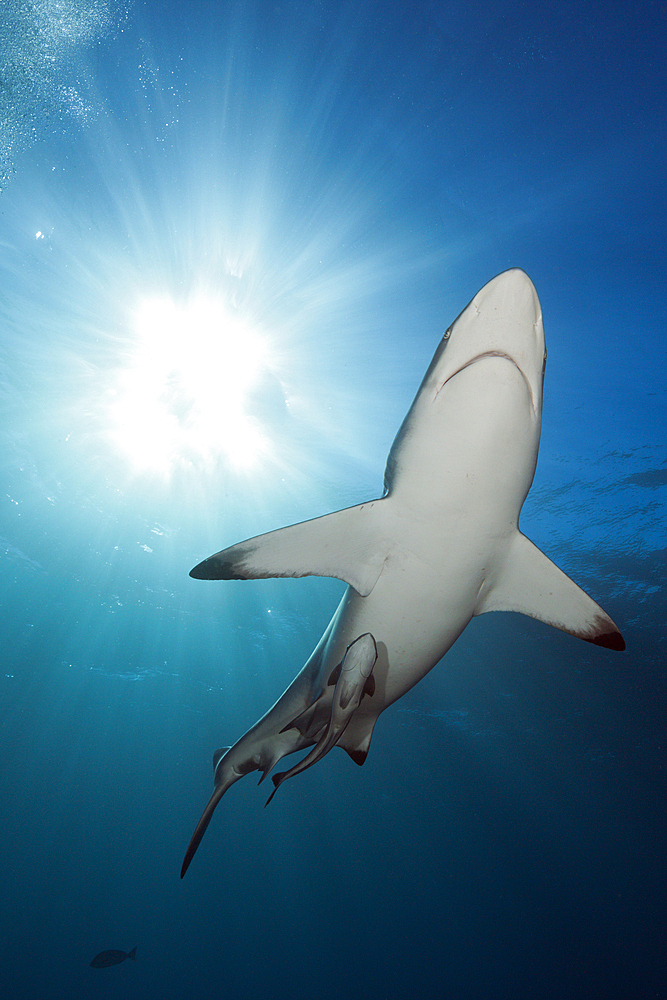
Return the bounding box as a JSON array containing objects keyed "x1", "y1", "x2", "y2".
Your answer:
[{"x1": 181, "y1": 785, "x2": 226, "y2": 878}]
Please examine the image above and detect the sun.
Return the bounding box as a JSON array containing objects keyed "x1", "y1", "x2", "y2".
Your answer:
[{"x1": 108, "y1": 295, "x2": 273, "y2": 473}]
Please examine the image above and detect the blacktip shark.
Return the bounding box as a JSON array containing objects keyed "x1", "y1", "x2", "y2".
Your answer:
[{"x1": 181, "y1": 268, "x2": 624, "y2": 877}]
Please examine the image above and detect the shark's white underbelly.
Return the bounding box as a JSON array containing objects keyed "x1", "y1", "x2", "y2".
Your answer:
[{"x1": 320, "y1": 541, "x2": 494, "y2": 712}]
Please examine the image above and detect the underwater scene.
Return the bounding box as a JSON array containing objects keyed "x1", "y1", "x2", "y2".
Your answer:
[{"x1": 0, "y1": 2, "x2": 665, "y2": 998}]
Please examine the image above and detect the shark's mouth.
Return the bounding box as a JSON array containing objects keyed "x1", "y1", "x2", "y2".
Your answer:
[{"x1": 437, "y1": 350, "x2": 539, "y2": 414}]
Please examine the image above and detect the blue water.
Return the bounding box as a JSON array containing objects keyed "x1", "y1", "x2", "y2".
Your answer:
[{"x1": 1, "y1": 2, "x2": 665, "y2": 998}]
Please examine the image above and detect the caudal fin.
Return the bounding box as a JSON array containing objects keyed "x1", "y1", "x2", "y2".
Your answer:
[{"x1": 181, "y1": 786, "x2": 226, "y2": 878}]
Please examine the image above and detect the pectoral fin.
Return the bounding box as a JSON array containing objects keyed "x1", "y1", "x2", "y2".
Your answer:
[
  {"x1": 477, "y1": 531, "x2": 625, "y2": 650},
  {"x1": 190, "y1": 500, "x2": 389, "y2": 597}
]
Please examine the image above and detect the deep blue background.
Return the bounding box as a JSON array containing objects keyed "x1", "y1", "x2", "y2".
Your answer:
[{"x1": 1, "y1": 2, "x2": 665, "y2": 998}]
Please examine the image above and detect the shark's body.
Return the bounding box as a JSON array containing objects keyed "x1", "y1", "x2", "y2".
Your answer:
[{"x1": 181, "y1": 269, "x2": 624, "y2": 877}]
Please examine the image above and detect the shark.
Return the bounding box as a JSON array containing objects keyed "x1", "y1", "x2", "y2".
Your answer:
[{"x1": 181, "y1": 268, "x2": 624, "y2": 877}]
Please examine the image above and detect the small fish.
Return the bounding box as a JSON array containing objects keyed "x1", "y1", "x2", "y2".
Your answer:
[{"x1": 90, "y1": 946, "x2": 137, "y2": 968}]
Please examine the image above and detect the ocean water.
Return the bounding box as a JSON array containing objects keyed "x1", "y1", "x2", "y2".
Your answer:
[{"x1": 1, "y1": 2, "x2": 665, "y2": 998}]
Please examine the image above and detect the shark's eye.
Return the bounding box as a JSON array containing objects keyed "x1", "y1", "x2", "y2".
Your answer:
[{"x1": 108, "y1": 296, "x2": 273, "y2": 472}]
